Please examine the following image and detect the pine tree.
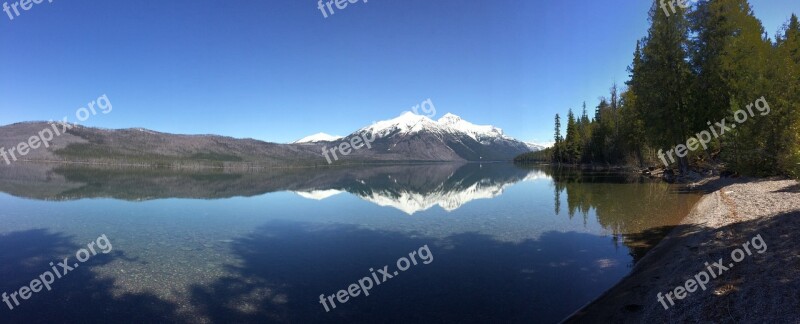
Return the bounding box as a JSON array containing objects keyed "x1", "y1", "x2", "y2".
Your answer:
[
  {"x1": 579, "y1": 102, "x2": 592, "y2": 162},
  {"x1": 619, "y1": 88, "x2": 646, "y2": 164},
  {"x1": 622, "y1": 41, "x2": 648, "y2": 165},
  {"x1": 590, "y1": 99, "x2": 610, "y2": 163},
  {"x1": 608, "y1": 83, "x2": 622, "y2": 162},
  {"x1": 636, "y1": 0, "x2": 694, "y2": 171},
  {"x1": 554, "y1": 114, "x2": 563, "y2": 162},
  {"x1": 565, "y1": 109, "x2": 580, "y2": 163},
  {"x1": 773, "y1": 14, "x2": 800, "y2": 177},
  {"x1": 689, "y1": 0, "x2": 733, "y2": 135},
  {"x1": 704, "y1": 0, "x2": 772, "y2": 174}
]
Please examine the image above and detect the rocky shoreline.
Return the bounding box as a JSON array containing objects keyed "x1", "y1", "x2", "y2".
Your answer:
[{"x1": 565, "y1": 177, "x2": 800, "y2": 323}]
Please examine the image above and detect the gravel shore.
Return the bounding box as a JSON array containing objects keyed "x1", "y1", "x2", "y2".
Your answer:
[{"x1": 565, "y1": 177, "x2": 800, "y2": 323}]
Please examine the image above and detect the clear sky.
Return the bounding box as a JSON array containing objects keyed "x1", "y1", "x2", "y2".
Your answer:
[{"x1": 0, "y1": 0, "x2": 796, "y2": 144}]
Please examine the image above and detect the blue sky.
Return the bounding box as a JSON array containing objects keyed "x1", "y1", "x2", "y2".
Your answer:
[{"x1": 0, "y1": 0, "x2": 796, "y2": 144}]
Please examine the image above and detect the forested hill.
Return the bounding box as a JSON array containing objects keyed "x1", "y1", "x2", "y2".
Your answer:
[{"x1": 518, "y1": 1, "x2": 800, "y2": 179}]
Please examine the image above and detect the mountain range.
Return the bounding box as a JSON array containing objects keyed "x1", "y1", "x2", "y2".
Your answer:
[{"x1": 0, "y1": 112, "x2": 542, "y2": 167}]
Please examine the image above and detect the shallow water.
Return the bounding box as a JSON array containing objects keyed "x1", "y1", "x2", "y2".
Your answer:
[{"x1": 0, "y1": 163, "x2": 700, "y2": 323}]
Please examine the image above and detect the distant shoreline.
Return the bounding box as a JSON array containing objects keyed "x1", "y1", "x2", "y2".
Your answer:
[{"x1": 0, "y1": 159, "x2": 508, "y2": 171}]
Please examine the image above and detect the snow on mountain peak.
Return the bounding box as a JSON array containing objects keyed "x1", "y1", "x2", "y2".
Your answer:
[
  {"x1": 438, "y1": 113, "x2": 509, "y2": 142},
  {"x1": 438, "y1": 113, "x2": 463, "y2": 124},
  {"x1": 358, "y1": 112, "x2": 512, "y2": 144},
  {"x1": 293, "y1": 132, "x2": 343, "y2": 143},
  {"x1": 360, "y1": 111, "x2": 439, "y2": 137},
  {"x1": 293, "y1": 181, "x2": 511, "y2": 215},
  {"x1": 294, "y1": 189, "x2": 344, "y2": 200}
]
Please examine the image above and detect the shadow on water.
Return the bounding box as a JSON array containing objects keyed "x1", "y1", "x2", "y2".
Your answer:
[
  {"x1": 0, "y1": 229, "x2": 187, "y2": 323},
  {"x1": 529, "y1": 166, "x2": 703, "y2": 261},
  {"x1": 188, "y1": 220, "x2": 629, "y2": 324},
  {"x1": 618, "y1": 225, "x2": 679, "y2": 264}
]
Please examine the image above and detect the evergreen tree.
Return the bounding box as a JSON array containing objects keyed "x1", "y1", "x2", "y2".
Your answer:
[
  {"x1": 636, "y1": 0, "x2": 694, "y2": 171},
  {"x1": 772, "y1": 14, "x2": 800, "y2": 177},
  {"x1": 622, "y1": 41, "x2": 648, "y2": 165},
  {"x1": 590, "y1": 99, "x2": 610, "y2": 163},
  {"x1": 706, "y1": 0, "x2": 772, "y2": 174},
  {"x1": 619, "y1": 88, "x2": 646, "y2": 164},
  {"x1": 689, "y1": 0, "x2": 734, "y2": 136},
  {"x1": 565, "y1": 109, "x2": 581, "y2": 163},
  {"x1": 554, "y1": 114, "x2": 563, "y2": 162},
  {"x1": 579, "y1": 102, "x2": 592, "y2": 162}
]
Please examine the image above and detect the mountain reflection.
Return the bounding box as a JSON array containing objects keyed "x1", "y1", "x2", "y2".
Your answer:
[
  {"x1": 0, "y1": 163, "x2": 537, "y2": 212},
  {"x1": 0, "y1": 163, "x2": 699, "y2": 252}
]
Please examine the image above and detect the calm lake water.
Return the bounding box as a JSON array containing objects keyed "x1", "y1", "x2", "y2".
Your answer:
[{"x1": 0, "y1": 163, "x2": 700, "y2": 323}]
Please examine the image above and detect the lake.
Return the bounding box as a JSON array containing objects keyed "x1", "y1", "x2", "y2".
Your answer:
[{"x1": 0, "y1": 163, "x2": 700, "y2": 323}]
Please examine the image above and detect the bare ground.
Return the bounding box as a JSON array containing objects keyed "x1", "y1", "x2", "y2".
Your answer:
[{"x1": 565, "y1": 177, "x2": 800, "y2": 323}]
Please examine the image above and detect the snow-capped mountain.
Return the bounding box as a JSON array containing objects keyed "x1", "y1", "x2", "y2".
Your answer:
[
  {"x1": 293, "y1": 132, "x2": 343, "y2": 143},
  {"x1": 437, "y1": 113, "x2": 512, "y2": 144},
  {"x1": 3, "y1": 113, "x2": 537, "y2": 166},
  {"x1": 357, "y1": 112, "x2": 512, "y2": 143},
  {"x1": 343, "y1": 112, "x2": 538, "y2": 161}
]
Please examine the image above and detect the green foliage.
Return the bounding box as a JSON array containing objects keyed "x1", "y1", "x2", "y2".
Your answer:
[
  {"x1": 552, "y1": 113, "x2": 565, "y2": 163},
  {"x1": 518, "y1": 1, "x2": 800, "y2": 179},
  {"x1": 773, "y1": 14, "x2": 800, "y2": 178},
  {"x1": 514, "y1": 148, "x2": 554, "y2": 163},
  {"x1": 565, "y1": 109, "x2": 581, "y2": 162}
]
